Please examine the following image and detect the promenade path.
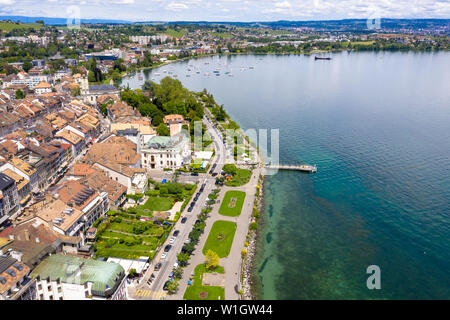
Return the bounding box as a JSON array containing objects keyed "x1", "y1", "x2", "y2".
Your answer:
[{"x1": 169, "y1": 167, "x2": 261, "y2": 300}]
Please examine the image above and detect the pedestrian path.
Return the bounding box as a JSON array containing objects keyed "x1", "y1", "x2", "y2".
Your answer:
[{"x1": 134, "y1": 289, "x2": 167, "y2": 300}]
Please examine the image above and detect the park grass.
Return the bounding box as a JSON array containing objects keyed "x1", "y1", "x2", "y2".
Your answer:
[
  {"x1": 218, "y1": 190, "x2": 246, "y2": 217},
  {"x1": 183, "y1": 264, "x2": 225, "y2": 300},
  {"x1": 225, "y1": 169, "x2": 252, "y2": 187},
  {"x1": 141, "y1": 196, "x2": 174, "y2": 211},
  {"x1": 202, "y1": 221, "x2": 237, "y2": 258}
]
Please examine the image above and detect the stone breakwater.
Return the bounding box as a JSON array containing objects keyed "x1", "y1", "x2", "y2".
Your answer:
[{"x1": 241, "y1": 175, "x2": 264, "y2": 300}]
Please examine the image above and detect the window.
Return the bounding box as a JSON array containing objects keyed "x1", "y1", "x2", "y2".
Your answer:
[
  {"x1": 38, "y1": 284, "x2": 42, "y2": 290},
  {"x1": 49, "y1": 295, "x2": 53, "y2": 300},
  {"x1": 48, "y1": 285, "x2": 52, "y2": 291},
  {"x1": 40, "y1": 294, "x2": 44, "y2": 300}
]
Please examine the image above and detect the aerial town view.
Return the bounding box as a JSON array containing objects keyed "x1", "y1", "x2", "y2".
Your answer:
[{"x1": 0, "y1": 0, "x2": 449, "y2": 312}]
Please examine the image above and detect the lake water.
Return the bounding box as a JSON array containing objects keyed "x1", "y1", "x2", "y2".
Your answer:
[{"x1": 121, "y1": 52, "x2": 450, "y2": 299}]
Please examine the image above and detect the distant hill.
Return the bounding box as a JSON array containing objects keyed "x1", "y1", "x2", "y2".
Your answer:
[
  {"x1": 0, "y1": 16, "x2": 448, "y2": 32},
  {"x1": 0, "y1": 15, "x2": 132, "y2": 26}
]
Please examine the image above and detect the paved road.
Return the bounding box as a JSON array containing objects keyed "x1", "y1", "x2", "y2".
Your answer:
[{"x1": 130, "y1": 114, "x2": 226, "y2": 300}]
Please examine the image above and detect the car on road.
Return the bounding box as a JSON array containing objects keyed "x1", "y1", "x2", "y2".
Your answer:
[
  {"x1": 173, "y1": 230, "x2": 179, "y2": 237},
  {"x1": 190, "y1": 172, "x2": 199, "y2": 176},
  {"x1": 211, "y1": 172, "x2": 218, "y2": 177},
  {"x1": 154, "y1": 262, "x2": 162, "y2": 271},
  {"x1": 164, "y1": 244, "x2": 172, "y2": 252},
  {"x1": 181, "y1": 217, "x2": 187, "y2": 224},
  {"x1": 169, "y1": 237, "x2": 176, "y2": 244},
  {"x1": 160, "y1": 252, "x2": 167, "y2": 259},
  {"x1": 173, "y1": 262, "x2": 179, "y2": 268}
]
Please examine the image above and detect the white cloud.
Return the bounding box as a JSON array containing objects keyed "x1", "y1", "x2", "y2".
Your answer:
[{"x1": 166, "y1": 3, "x2": 189, "y2": 11}]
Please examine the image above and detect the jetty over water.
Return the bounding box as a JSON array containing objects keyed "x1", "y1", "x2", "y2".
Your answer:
[{"x1": 265, "y1": 164, "x2": 318, "y2": 173}]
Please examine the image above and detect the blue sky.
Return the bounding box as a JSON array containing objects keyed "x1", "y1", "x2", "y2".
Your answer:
[{"x1": 0, "y1": 0, "x2": 449, "y2": 22}]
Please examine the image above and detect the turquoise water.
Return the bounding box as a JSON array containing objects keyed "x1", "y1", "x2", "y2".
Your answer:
[{"x1": 121, "y1": 52, "x2": 450, "y2": 299}]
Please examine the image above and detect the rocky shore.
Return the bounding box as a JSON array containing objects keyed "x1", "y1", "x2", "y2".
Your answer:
[{"x1": 241, "y1": 174, "x2": 265, "y2": 300}]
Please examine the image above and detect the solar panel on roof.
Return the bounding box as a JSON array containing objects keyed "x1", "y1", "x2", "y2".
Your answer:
[
  {"x1": 13, "y1": 263, "x2": 23, "y2": 271},
  {"x1": 5, "y1": 269, "x2": 16, "y2": 277}
]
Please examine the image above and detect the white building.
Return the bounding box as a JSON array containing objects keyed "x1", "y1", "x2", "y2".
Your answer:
[
  {"x1": 141, "y1": 134, "x2": 191, "y2": 170},
  {"x1": 30, "y1": 254, "x2": 127, "y2": 300}
]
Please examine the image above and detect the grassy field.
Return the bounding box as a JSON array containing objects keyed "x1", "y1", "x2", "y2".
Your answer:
[
  {"x1": 183, "y1": 264, "x2": 225, "y2": 300},
  {"x1": 218, "y1": 190, "x2": 246, "y2": 217},
  {"x1": 225, "y1": 169, "x2": 252, "y2": 187},
  {"x1": 0, "y1": 22, "x2": 43, "y2": 32},
  {"x1": 143, "y1": 196, "x2": 174, "y2": 211},
  {"x1": 202, "y1": 221, "x2": 237, "y2": 258},
  {"x1": 163, "y1": 29, "x2": 186, "y2": 38}
]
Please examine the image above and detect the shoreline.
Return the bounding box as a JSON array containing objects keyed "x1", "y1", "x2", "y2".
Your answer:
[{"x1": 241, "y1": 173, "x2": 265, "y2": 300}]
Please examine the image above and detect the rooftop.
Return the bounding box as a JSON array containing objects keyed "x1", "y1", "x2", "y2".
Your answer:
[
  {"x1": 10, "y1": 157, "x2": 36, "y2": 176},
  {"x1": 30, "y1": 254, "x2": 125, "y2": 297}
]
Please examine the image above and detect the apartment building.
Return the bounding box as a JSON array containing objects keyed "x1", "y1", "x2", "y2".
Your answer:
[{"x1": 30, "y1": 254, "x2": 126, "y2": 300}]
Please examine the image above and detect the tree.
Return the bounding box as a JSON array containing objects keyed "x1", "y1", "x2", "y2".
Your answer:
[
  {"x1": 128, "y1": 268, "x2": 137, "y2": 278},
  {"x1": 172, "y1": 266, "x2": 183, "y2": 280},
  {"x1": 222, "y1": 163, "x2": 237, "y2": 175},
  {"x1": 22, "y1": 60, "x2": 33, "y2": 73},
  {"x1": 204, "y1": 249, "x2": 220, "y2": 271},
  {"x1": 165, "y1": 279, "x2": 179, "y2": 295},
  {"x1": 156, "y1": 123, "x2": 170, "y2": 136},
  {"x1": 177, "y1": 252, "x2": 190, "y2": 267},
  {"x1": 15, "y1": 89, "x2": 25, "y2": 99},
  {"x1": 70, "y1": 86, "x2": 81, "y2": 97}
]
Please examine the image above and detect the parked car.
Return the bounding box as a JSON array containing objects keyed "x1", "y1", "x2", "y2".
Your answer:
[
  {"x1": 169, "y1": 237, "x2": 176, "y2": 244},
  {"x1": 181, "y1": 217, "x2": 187, "y2": 224},
  {"x1": 187, "y1": 206, "x2": 193, "y2": 213},
  {"x1": 191, "y1": 172, "x2": 199, "y2": 176},
  {"x1": 164, "y1": 245, "x2": 172, "y2": 252},
  {"x1": 154, "y1": 263, "x2": 162, "y2": 271},
  {"x1": 161, "y1": 253, "x2": 167, "y2": 259},
  {"x1": 173, "y1": 230, "x2": 180, "y2": 237}
]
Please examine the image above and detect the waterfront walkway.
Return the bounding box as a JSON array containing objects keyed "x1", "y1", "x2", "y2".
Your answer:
[{"x1": 169, "y1": 167, "x2": 261, "y2": 300}]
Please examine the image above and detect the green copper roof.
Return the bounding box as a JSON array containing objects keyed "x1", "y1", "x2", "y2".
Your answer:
[{"x1": 30, "y1": 254, "x2": 125, "y2": 297}]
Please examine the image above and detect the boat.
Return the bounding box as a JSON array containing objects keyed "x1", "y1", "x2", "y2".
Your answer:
[
  {"x1": 138, "y1": 76, "x2": 143, "y2": 80},
  {"x1": 249, "y1": 66, "x2": 254, "y2": 69},
  {"x1": 186, "y1": 74, "x2": 191, "y2": 77},
  {"x1": 315, "y1": 56, "x2": 331, "y2": 60}
]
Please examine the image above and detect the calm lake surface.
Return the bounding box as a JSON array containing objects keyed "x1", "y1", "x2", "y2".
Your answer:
[{"x1": 121, "y1": 52, "x2": 450, "y2": 299}]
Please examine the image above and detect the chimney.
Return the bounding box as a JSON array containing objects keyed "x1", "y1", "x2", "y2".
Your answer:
[{"x1": 24, "y1": 229, "x2": 30, "y2": 241}]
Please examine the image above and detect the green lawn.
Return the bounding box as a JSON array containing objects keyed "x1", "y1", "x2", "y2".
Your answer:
[
  {"x1": 218, "y1": 191, "x2": 246, "y2": 217},
  {"x1": 141, "y1": 196, "x2": 174, "y2": 211},
  {"x1": 202, "y1": 221, "x2": 237, "y2": 258},
  {"x1": 183, "y1": 264, "x2": 225, "y2": 300},
  {"x1": 225, "y1": 169, "x2": 252, "y2": 187}
]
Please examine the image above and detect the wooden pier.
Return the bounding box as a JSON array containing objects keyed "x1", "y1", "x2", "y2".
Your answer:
[{"x1": 265, "y1": 164, "x2": 318, "y2": 173}]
